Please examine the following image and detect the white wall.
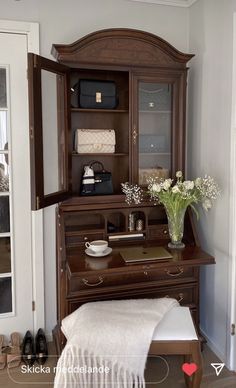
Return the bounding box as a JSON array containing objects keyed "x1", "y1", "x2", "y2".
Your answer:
[
  {"x1": 0, "y1": 0, "x2": 189, "y2": 56},
  {"x1": 0, "y1": 0, "x2": 189, "y2": 335},
  {"x1": 188, "y1": 0, "x2": 236, "y2": 364}
]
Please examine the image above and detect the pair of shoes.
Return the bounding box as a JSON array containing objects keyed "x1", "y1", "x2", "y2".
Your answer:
[
  {"x1": 8, "y1": 332, "x2": 21, "y2": 368},
  {"x1": 0, "y1": 333, "x2": 21, "y2": 369},
  {"x1": 0, "y1": 335, "x2": 6, "y2": 369},
  {"x1": 22, "y1": 329, "x2": 48, "y2": 366}
]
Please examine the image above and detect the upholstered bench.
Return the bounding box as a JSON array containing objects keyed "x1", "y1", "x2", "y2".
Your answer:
[{"x1": 149, "y1": 306, "x2": 202, "y2": 388}]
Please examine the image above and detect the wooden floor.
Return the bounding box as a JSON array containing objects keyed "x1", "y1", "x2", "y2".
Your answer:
[{"x1": 0, "y1": 343, "x2": 236, "y2": 387}]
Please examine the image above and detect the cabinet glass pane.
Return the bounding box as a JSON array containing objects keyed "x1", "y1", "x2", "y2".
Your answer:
[
  {"x1": 0, "y1": 111, "x2": 8, "y2": 150},
  {"x1": 41, "y1": 70, "x2": 66, "y2": 196},
  {"x1": 0, "y1": 237, "x2": 11, "y2": 273},
  {"x1": 0, "y1": 104, "x2": 9, "y2": 187},
  {"x1": 0, "y1": 154, "x2": 9, "y2": 191},
  {"x1": 0, "y1": 277, "x2": 12, "y2": 313},
  {"x1": 0, "y1": 68, "x2": 7, "y2": 108},
  {"x1": 0, "y1": 196, "x2": 10, "y2": 233},
  {"x1": 138, "y1": 82, "x2": 171, "y2": 186}
]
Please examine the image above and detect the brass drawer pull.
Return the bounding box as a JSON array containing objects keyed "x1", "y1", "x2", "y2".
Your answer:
[
  {"x1": 178, "y1": 293, "x2": 184, "y2": 303},
  {"x1": 165, "y1": 293, "x2": 184, "y2": 303},
  {"x1": 82, "y1": 276, "x2": 103, "y2": 287},
  {"x1": 165, "y1": 267, "x2": 184, "y2": 277}
]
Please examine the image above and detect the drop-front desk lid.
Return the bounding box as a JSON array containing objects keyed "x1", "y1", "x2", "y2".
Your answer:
[{"x1": 66, "y1": 244, "x2": 215, "y2": 277}]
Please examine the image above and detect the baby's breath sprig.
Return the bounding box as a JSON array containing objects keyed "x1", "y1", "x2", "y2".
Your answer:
[{"x1": 121, "y1": 182, "x2": 143, "y2": 205}]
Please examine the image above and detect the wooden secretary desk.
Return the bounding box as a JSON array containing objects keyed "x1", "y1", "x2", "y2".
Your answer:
[{"x1": 27, "y1": 29, "x2": 215, "y2": 352}]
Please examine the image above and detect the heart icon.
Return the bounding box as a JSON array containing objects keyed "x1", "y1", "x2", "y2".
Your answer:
[{"x1": 182, "y1": 363, "x2": 198, "y2": 376}]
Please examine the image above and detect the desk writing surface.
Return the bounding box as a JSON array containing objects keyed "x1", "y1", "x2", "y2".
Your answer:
[{"x1": 66, "y1": 245, "x2": 215, "y2": 277}]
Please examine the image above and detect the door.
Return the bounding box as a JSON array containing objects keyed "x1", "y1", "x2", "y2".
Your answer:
[
  {"x1": 28, "y1": 54, "x2": 71, "y2": 210},
  {"x1": 0, "y1": 32, "x2": 33, "y2": 334},
  {"x1": 132, "y1": 73, "x2": 186, "y2": 185}
]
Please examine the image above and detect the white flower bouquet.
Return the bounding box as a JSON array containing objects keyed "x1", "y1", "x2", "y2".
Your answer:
[
  {"x1": 122, "y1": 171, "x2": 220, "y2": 248},
  {"x1": 148, "y1": 171, "x2": 220, "y2": 215}
]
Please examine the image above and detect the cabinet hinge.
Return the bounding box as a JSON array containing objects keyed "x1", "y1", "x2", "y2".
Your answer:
[
  {"x1": 36, "y1": 196, "x2": 40, "y2": 210},
  {"x1": 30, "y1": 126, "x2": 34, "y2": 139},
  {"x1": 231, "y1": 324, "x2": 235, "y2": 335},
  {"x1": 32, "y1": 301, "x2": 35, "y2": 311}
]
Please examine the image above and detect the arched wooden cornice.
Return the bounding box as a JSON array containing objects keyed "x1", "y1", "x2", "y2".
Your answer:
[{"x1": 51, "y1": 28, "x2": 194, "y2": 69}]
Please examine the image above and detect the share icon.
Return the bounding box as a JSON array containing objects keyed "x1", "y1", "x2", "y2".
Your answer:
[{"x1": 211, "y1": 363, "x2": 225, "y2": 376}]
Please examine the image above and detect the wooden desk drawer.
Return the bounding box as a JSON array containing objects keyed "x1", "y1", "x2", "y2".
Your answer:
[
  {"x1": 143, "y1": 266, "x2": 195, "y2": 282},
  {"x1": 153, "y1": 284, "x2": 196, "y2": 306},
  {"x1": 148, "y1": 225, "x2": 169, "y2": 240},
  {"x1": 69, "y1": 266, "x2": 197, "y2": 293},
  {"x1": 67, "y1": 283, "x2": 198, "y2": 314},
  {"x1": 66, "y1": 231, "x2": 105, "y2": 247}
]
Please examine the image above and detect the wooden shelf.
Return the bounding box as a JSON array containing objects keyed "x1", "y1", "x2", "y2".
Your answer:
[
  {"x1": 139, "y1": 110, "x2": 171, "y2": 114},
  {"x1": 66, "y1": 225, "x2": 104, "y2": 235},
  {"x1": 148, "y1": 221, "x2": 167, "y2": 227},
  {"x1": 71, "y1": 108, "x2": 129, "y2": 113},
  {"x1": 108, "y1": 230, "x2": 146, "y2": 236},
  {"x1": 139, "y1": 152, "x2": 171, "y2": 155},
  {"x1": 72, "y1": 152, "x2": 128, "y2": 156}
]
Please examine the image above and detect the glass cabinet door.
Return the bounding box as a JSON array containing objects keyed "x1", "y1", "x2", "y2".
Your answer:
[
  {"x1": 138, "y1": 82, "x2": 172, "y2": 186},
  {"x1": 132, "y1": 74, "x2": 185, "y2": 186},
  {"x1": 28, "y1": 54, "x2": 71, "y2": 210}
]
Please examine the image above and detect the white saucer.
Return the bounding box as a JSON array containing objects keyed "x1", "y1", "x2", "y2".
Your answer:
[{"x1": 85, "y1": 247, "x2": 112, "y2": 257}]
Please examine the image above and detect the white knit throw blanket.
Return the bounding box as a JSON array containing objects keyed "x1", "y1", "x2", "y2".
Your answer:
[{"x1": 54, "y1": 298, "x2": 178, "y2": 388}]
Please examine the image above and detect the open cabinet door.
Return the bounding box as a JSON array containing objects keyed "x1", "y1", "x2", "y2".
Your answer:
[{"x1": 28, "y1": 53, "x2": 71, "y2": 210}]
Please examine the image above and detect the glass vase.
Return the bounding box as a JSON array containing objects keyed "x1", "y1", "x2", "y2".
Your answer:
[{"x1": 165, "y1": 206, "x2": 187, "y2": 249}]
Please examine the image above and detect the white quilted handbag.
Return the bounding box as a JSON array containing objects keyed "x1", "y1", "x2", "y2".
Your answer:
[{"x1": 75, "y1": 129, "x2": 116, "y2": 153}]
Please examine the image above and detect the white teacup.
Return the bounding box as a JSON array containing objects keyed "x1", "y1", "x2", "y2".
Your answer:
[{"x1": 85, "y1": 240, "x2": 108, "y2": 254}]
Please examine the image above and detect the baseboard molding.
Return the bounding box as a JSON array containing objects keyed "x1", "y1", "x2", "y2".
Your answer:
[{"x1": 200, "y1": 327, "x2": 227, "y2": 365}]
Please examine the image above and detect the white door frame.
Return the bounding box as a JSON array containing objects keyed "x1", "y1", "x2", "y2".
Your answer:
[
  {"x1": 228, "y1": 13, "x2": 236, "y2": 371},
  {"x1": 0, "y1": 20, "x2": 44, "y2": 334}
]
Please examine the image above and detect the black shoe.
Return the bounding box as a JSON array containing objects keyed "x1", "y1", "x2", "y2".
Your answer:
[
  {"x1": 22, "y1": 331, "x2": 35, "y2": 366},
  {"x1": 35, "y1": 328, "x2": 48, "y2": 365}
]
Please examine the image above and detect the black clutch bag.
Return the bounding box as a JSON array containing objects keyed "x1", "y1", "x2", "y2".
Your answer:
[
  {"x1": 81, "y1": 161, "x2": 113, "y2": 196},
  {"x1": 79, "y1": 79, "x2": 118, "y2": 109}
]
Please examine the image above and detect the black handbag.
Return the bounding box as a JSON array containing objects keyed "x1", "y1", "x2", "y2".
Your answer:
[
  {"x1": 81, "y1": 161, "x2": 113, "y2": 196},
  {"x1": 78, "y1": 79, "x2": 118, "y2": 109}
]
